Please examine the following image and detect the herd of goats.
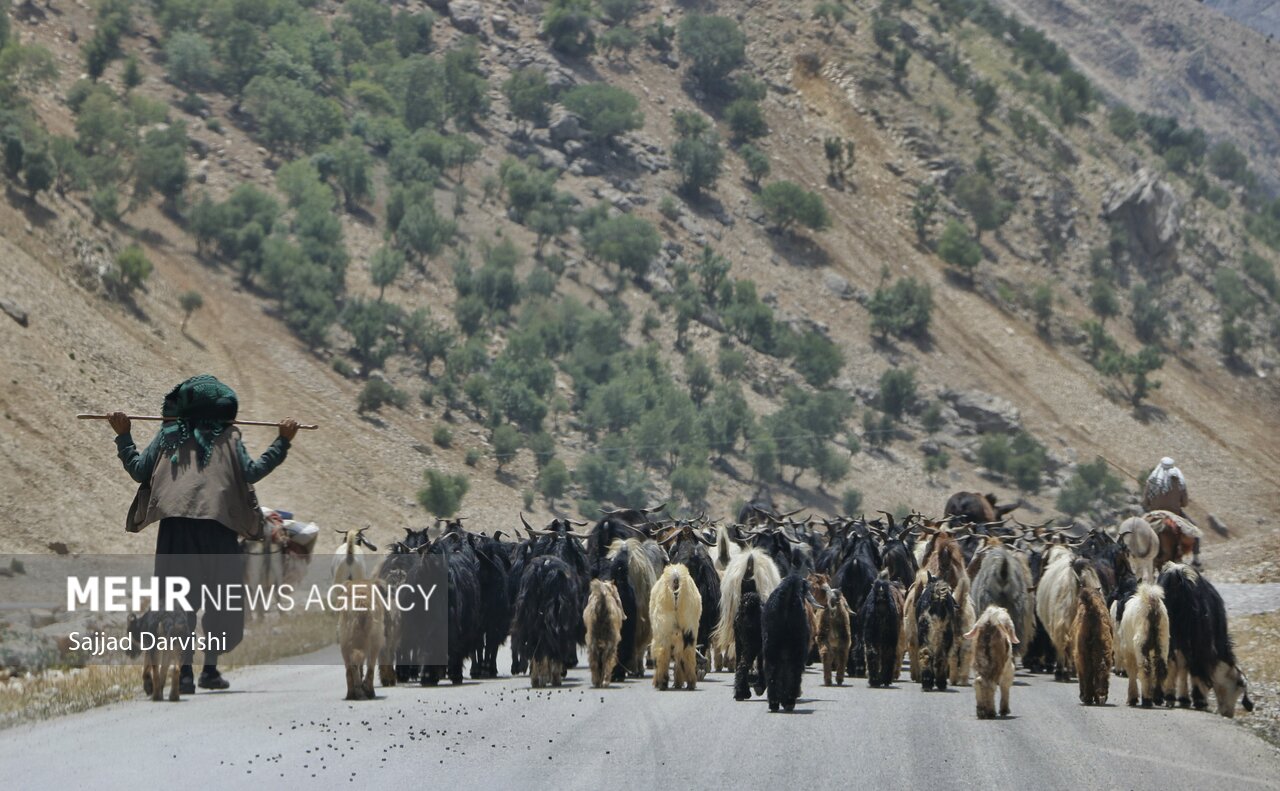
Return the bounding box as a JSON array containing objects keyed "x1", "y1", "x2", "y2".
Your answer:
[{"x1": 327, "y1": 492, "x2": 1254, "y2": 719}]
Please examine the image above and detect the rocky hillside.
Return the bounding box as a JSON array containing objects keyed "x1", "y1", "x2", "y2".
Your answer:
[
  {"x1": 1206, "y1": 1, "x2": 1280, "y2": 38},
  {"x1": 992, "y1": 0, "x2": 1280, "y2": 190},
  {"x1": 1, "y1": 0, "x2": 1277, "y2": 556}
]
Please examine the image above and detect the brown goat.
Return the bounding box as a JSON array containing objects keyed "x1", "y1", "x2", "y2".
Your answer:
[
  {"x1": 337, "y1": 580, "x2": 385, "y2": 701},
  {"x1": 920, "y1": 530, "x2": 970, "y2": 611},
  {"x1": 1069, "y1": 587, "x2": 1114, "y2": 706},
  {"x1": 815, "y1": 584, "x2": 852, "y2": 686},
  {"x1": 584, "y1": 579, "x2": 625, "y2": 688}
]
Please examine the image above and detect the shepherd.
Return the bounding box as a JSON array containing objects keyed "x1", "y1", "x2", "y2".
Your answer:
[
  {"x1": 1142, "y1": 457, "x2": 1188, "y2": 517},
  {"x1": 106, "y1": 374, "x2": 300, "y2": 694}
]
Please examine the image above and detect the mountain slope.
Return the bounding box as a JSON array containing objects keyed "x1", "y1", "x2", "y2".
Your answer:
[{"x1": 1, "y1": 0, "x2": 1278, "y2": 557}]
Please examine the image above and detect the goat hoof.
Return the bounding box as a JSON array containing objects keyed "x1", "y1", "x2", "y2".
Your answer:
[
  {"x1": 768, "y1": 701, "x2": 779, "y2": 712},
  {"x1": 1141, "y1": 699, "x2": 1153, "y2": 709},
  {"x1": 1178, "y1": 697, "x2": 1191, "y2": 708}
]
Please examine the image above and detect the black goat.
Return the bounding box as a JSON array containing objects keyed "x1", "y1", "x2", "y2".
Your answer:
[
  {"x1": 512, "y1": 555, "x2": 581, "y2": 687},
  {"x1": 762, "y1": 574, "x2": 819, "y2": 712},
  {"x1": 916, "y1": 574, "x2": 958, "y2": 691},
  {"x1": 1158, "y1": 563, "x2": 1254, "y2": 717},
  {"x1": 861, "y1": 573, "x2": 902, "y2": 688}
]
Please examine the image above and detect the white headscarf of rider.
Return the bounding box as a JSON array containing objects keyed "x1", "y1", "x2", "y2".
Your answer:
[{"x1": 1147, "y1": 457, "x2": 1184, "y2": 494}]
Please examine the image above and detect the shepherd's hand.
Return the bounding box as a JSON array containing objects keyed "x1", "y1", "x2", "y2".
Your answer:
[
  {"x1": 107, "y1": 411, "x2": 131, "y2": 436},
  {"x1": 278, "y1": 417, "x2": 300, "y2": 442}
]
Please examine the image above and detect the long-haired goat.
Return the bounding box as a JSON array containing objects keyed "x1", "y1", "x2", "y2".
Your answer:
[
  {"x1": 861, "y1": 572, "x2": 901, "y2": 688},
  {"x1": 915, "y1": 573, "x2": 958, "y2": 691},
  {"x1": 1158, "y1": 562, "x2": 1254, "y2": 717},
  {"x1": 607, "y1": 538, "x2": 662, "y2": 677},
  {"x1": 1035, "y1": 544, "x2": 1099, "y2": 681},
  {"x1": 970, "y1": 543, "x2": 1035, "y2": 656},
  {"x1": 336, "y1": 579, "x2": 385, "y2": 700},
  {"x1": 1069, "y1": 586, "x2": 1113, "y2": 705},
  {"x1": 649, "y1": 564, "x2": 702, "y2": 691},
  {"x1": 584, "y1": 578, "x2": 625, "y2": 688},
  {"x1": 1112, "y1": 581, "x2": 1168, "y2": 707},
  {"x1": 815, "y1": 581, "x2": 852, "y2": 686},
  {"x1": 763, "y1": 574, "x2": 819, "y2": 711},
  {"x1": 712, "y1": 548, "x2": 782, "y2": 676},
  {"x1": 963, "y1": 605, "x2": 1018, "y2": 718},
  {"x1": 513, "y1": 556, "x2": 580, "y2": 687},
  {"x1": 732, "y1": 555, "x2": 766, "y2": 701}
]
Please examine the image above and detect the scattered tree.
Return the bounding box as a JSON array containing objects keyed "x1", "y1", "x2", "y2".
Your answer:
[
  {"x1": 937, "y1": 219, "x2": 981, "y2": 276},
  {"x1": 757, "y1": 181, "x2": 830, "y2": 233},
  {"x1": 179, "y1": 290, "x2": 203, "y2": 331},
  {"x1": 418, "y1": 469, "x2": 469, "y2": 517}
]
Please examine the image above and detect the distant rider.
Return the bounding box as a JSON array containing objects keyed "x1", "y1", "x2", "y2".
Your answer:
[{"x1": 1142, "y1": 456, "x2": 1188, "y2": 517}]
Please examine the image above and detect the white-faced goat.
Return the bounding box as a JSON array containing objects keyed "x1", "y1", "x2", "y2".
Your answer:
[
  {"x1": 649, "y1": 564, "x2": 702, "y2": 691},
  {"x1": 964, "y1": 605, "x2": 1018, "y2": 719},
  {"x1": 332, "y1": 527, "x2": 377, "y2": 583},
  {"x1": 584, "y1": 578, "x2": 625, "y2": 688},
  {"x1": 1111, "y1": 580, "x2": 1169, "y2": 708}
]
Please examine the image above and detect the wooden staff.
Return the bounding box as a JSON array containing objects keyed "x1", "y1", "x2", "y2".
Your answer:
[{"x1": 77, "y1": 414, "x2": 319, "y2": 430}]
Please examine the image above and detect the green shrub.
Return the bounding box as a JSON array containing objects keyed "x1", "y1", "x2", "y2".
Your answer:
[
  {"x1": 868, "y1": 277, "x2": 932, "y2": 340},
  {"x1": 562, "y1": 84, "x2": 644, "y2": 143},
  {"x1": 1242, "y1": 251, "x2": 1277, "y2": 298},
  {"x1": 584, "y1": 214, "x2": 661, "y2": 278},
  {"x1": 841, "y1": 488, "x2": 864, "y2": 516},
  {"x1": 1108, "y1": 104, "x2": 1138, "y2": 141},
  {"x1": 678, "y1": 14, "x2": 747, "y2": 96},
  {"x1": 1056, "y1": 457, "x2": 1125, "y2": 516},
  {"x1": 179, "y1": 289, "x2": 203, "y2": 330},
  {"x1": 115, "y1": 244, "x2": 152, "y2": 290},
  {"x1": 878, "y1": 367, "x2": 916, "y2": 419},
  {"x1": 757, "y1": 181, "x2": 830, "y2": 232},
  {"x1": 542, "y1": 0, "x2": 595, "y2": 56},
  {"x1": 786, "y1": 330, "x2": 843, "y2": 388},
  {"x1": 672, "y1": 111, "x2": 723, "y2": 196},
  {"x1": 418, "y1": 469, "x2": 469, "y2": 517},
  {"x1": 492, "y1": 424, "x2": 521, "y2": 470},
  {"x1": 740, "y1": 144, "x2": 770, "y2": 185},
  {"x1": 725, "y1": 99, "x2": 767, "y2": 142},
  {"x1": 978, "y1": 435, "x2": 1010, "y2": 473},
  {"x1": 358, "y1": 379, "x2": 408, "y2": 413},
  {"x1": 937, "y1": 219, "x2": 981, "y2": 274},
  {"x1": 433, "y1": 424, "x2": 453, "y2": 448},
  {"x1": 921, "y1": 402, "x2": 944, "y2": 434},
  {"x1": 503, "y1": 68, "x2": 551, "y2": 129},
  {"x1": 538, "y1": 458, "x2": 571, "y2": 502}
]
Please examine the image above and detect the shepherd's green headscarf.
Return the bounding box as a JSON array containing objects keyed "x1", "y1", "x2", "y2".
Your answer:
[{"x1": 157, "y1": 374, "x2": 238, "y2": 467}]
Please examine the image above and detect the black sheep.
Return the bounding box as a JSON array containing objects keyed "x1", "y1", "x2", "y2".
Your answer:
[
  {"x1": 762, "y1": 574, "x2": 817, "y2": 712},
  {"x1": 861, "y1": 574, "x2": 902, "y2": 688}
]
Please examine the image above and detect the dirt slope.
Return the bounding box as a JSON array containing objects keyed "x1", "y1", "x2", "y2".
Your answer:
[{"x1": 0, "y1": 0, "x2": 1277, "y2": 557}]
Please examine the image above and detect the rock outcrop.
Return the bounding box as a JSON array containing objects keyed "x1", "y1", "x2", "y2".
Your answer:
[{"x1": 1102, "y1": 169, "x2": 1181, "y2": 272}]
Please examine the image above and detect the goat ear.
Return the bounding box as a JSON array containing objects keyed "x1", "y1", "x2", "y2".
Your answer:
[
  {"x1": 1002, "y1": 625, "x2": 1020, "y2": 644},
  {"x1": 962, "y1": 626, "x2": 978, "y2": 640},
  {"x1": 362, "y1": 538, "x2": 379, "y2": 552}
]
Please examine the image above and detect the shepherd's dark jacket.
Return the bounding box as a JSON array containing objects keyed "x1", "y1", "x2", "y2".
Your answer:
[{"x1": 116, "y1": 427, "x2": 289, "y2": 540}]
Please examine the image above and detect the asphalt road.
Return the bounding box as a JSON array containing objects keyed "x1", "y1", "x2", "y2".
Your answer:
[{"x1": 3, "y1": 644, "x2": 1277, "y2": 791}]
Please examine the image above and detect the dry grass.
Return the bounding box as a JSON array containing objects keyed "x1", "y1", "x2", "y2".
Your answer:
[
  {"x1": 1233, "y1": 611, "x2": 1280, "y2": 748},
  {"x1": 0, "y1": 610, "x2": 339, "y2": 730}
]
